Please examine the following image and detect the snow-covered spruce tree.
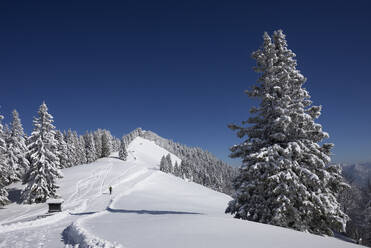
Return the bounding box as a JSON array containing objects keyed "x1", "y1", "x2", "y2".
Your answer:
[
  {"x1": 6, "y1": 110, "x2": 29, "y2": 182},
  {"x1": 0, "y1": 115, "x2": 10, "y2": 206},
  {"x1": 84, "y1": 132, "x2": 97, "y2": 163},
  {"x1": 101, "y1": 131, "x2": 112, "y2": 158},
  {"x1": 159, "y1": 154, "x2": 173, "y2": 173},
  {"x1": 119, "y1": 137, "x2": 128, "y2": 161},
  {"x1": 72, "y1": 131, "x2": 82, "y2": 165},
  {"x1": 160, "y1": 155, "x2": 169, "y2": 173},
  {"x1": 55, "y1": 130, "x2": 69, "y2": 168},
  {"x1": 165, "y1": 154, "x2": 172, "y2": 165},
  {"x1": 65, "y1": 129, "x2": 77, "y2": 167},
  {"x1": 21, "y1": 102, "x2": 62, "y2": 204},
  {"x1": 174, "y1": 161, "x2": 180, "y2": 177},
  {"x1": 93, "y1": 129, "x2": 103, "y2": 158},
  {"x1": 78, "y1": 134, "x2": 87, "y2": 164},
  {"x1": 226, "y1": 30, "x2": 348, "y2": 236}
]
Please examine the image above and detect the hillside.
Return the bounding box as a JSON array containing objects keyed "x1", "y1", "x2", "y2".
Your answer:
[
  {"x1": 140, "y1": 130, "x2": 237, "y2": 194},
  {"x1": 0, "y1": 137, "x2": 360, "y2": 247}
]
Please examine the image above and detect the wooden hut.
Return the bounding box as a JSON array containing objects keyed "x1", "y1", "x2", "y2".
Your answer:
[{"x1": 46, "y1": 198, "x2": 64, "y2": 213}]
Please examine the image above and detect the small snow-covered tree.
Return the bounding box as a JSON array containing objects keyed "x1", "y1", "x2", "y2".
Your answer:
[
  {"x1": 159, "y1": 154, "x2": 174, "y2": 173},
  {"x1": 0, "y1": 115, "x2": 10, "y2": 206},
  {"x1": 21, "y1": 102, "x2": 62, "y2": 204},
  {"x1": 165, "y1": 154, "x2": 173, "y2": 173},
  {"x1": 174, "y1": 161, "x2": 180, "y2": 177},
  {"x1": 226, "y1": 30, "x2": 348, "y2": 236},
  {"x1": 6, "y1": 110, "x2": 29, "y2": 182},
  {"x1": 160, "y1": 155, "x2": 168, "y2": 173},
  {"x1": 119, "y1": 137, "x2": 128, "y2": 161}
]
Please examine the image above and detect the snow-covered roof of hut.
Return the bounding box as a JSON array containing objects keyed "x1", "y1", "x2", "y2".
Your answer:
[{"x1": 46, "y1": 198, "x2": 64, "y2": 204}]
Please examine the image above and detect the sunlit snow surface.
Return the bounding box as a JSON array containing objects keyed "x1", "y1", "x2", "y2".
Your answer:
[{"x1": 0, "y1": 137, "x2": 360, "y2": 247}]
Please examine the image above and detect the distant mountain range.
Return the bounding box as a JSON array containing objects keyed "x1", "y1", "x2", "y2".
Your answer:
[{"x1": 341, "y1": 162, "x2": 371, "y2": 187}]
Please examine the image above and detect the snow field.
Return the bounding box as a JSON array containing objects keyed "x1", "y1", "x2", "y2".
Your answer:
[{"x1": 0, "y1": 137, "x2": 362, "y2": 247}]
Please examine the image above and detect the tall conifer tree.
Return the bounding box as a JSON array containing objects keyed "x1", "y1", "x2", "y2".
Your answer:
[
  {"x1": 84, "y1": 132, "x2": 97, "y2": 163},
  {"x1": 21, "y1": 102, "x2": 62, "y2": 204},
  {"x1": 55, "y1": 130, "x2": 69, "y2": 168},
  {"x1": 101, "y1": 132, "x2": 111, "y2": 157},
  {"x1": 226, "y1": 30, "x2": 348, "y2": 235},
  {"x1": 0, "y1": 115, "x2": 10, "y2": 206},
  {"x1": 6, "y1": 110, "x2": 29, "y2": 180},
  {"x1": 119, "y1": 137, "x2": 128, "y2": 161}
]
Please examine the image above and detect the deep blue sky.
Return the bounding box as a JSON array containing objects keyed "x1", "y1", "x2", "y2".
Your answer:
[{"x1": 1, "y1": 0, "x2": 370, "y2": 165}]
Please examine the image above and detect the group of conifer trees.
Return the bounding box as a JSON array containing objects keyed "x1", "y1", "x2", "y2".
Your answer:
[{"x1": 0, "y1": 102, "x2": 120, "y2": 205}]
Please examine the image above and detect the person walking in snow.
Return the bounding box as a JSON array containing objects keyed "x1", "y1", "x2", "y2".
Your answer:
[{"x1": 109, "y1": 186, "x2": 112, "y2": 195}]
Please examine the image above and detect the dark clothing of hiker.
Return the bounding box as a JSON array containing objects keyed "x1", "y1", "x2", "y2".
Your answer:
[{"x1": 109, "y1": 186, "x2": 112, "y2": 195}]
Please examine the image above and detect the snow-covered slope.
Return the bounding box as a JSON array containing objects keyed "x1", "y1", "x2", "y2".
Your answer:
[{"x1": 0, "y1": 137, "x2": 360, "y2": 247}]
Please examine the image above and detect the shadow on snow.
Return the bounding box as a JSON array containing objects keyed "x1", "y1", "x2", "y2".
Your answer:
[
  {"x1": 106, "y1": 207, "x2": 203, "y2": 215},
  {"x1": 69, "y1": 211, "x2": 97, "y2": 216}
]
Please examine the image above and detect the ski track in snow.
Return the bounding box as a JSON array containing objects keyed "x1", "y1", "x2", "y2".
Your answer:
[{"x1": 64, "y1": 167, "x2": 155, "y2": 247}]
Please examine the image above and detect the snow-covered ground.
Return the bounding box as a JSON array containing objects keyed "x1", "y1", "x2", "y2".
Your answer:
[{"x1": 0, "y1": 137, "x2": 361, "y2": 247}]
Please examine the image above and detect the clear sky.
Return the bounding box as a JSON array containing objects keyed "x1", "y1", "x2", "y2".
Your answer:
[{"x1": 1, "y1": 0, "x2": 370, "y2": 166}]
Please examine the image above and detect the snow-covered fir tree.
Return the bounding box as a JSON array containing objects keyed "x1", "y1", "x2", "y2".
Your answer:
[
  {"x1": 84, "y1": 132, "x2": 97, "y2": 163},
  {"x1": 159, "y1": 154, "x2": 174, "y2": 173},
  {"x1": 55, "y1": 130, "x2": 69, "y2": 168},
  {"x1": 225, "y1": 30, "x2": 348, "y2": 236},
  {"x1": 72, "y1": 131, "x2": 81, "y2": 164},
  {"x1": 21, "y1": 102, "x2": 62, "y2": 204},
  {"x1": 111, "y1": 137, "x2": 121, "y2": 152},
  {"x1": 77, "y1": 133, "x2": 87, "y2": 164},
  {"x1": 65, "y1": 129, "x2": 78, "y2": 167},
  {"x1": 159, "y1": 155, "x2": 169, "y2": 173},
  {"x1": 0, "y1": 115, "x2": 10, "y2": 206},
  {"x1": 93, "y1": 130, "x2": 103, "y2": 158},
  {"x1": 174, "y1": 161, "x2": 180, "y2": 177},
  {"x1": 119, "y1": 137, "x2": 128, "y2": 161},
  {"x1": 5, "y1": 110, "x2": 29, "y2": 182},
  {"x1": 165, "y1": 154, "x2": 172, "y2": 169},
  {"x1": 101, "y1": 131, "x2": 111, "y2": 157}
]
